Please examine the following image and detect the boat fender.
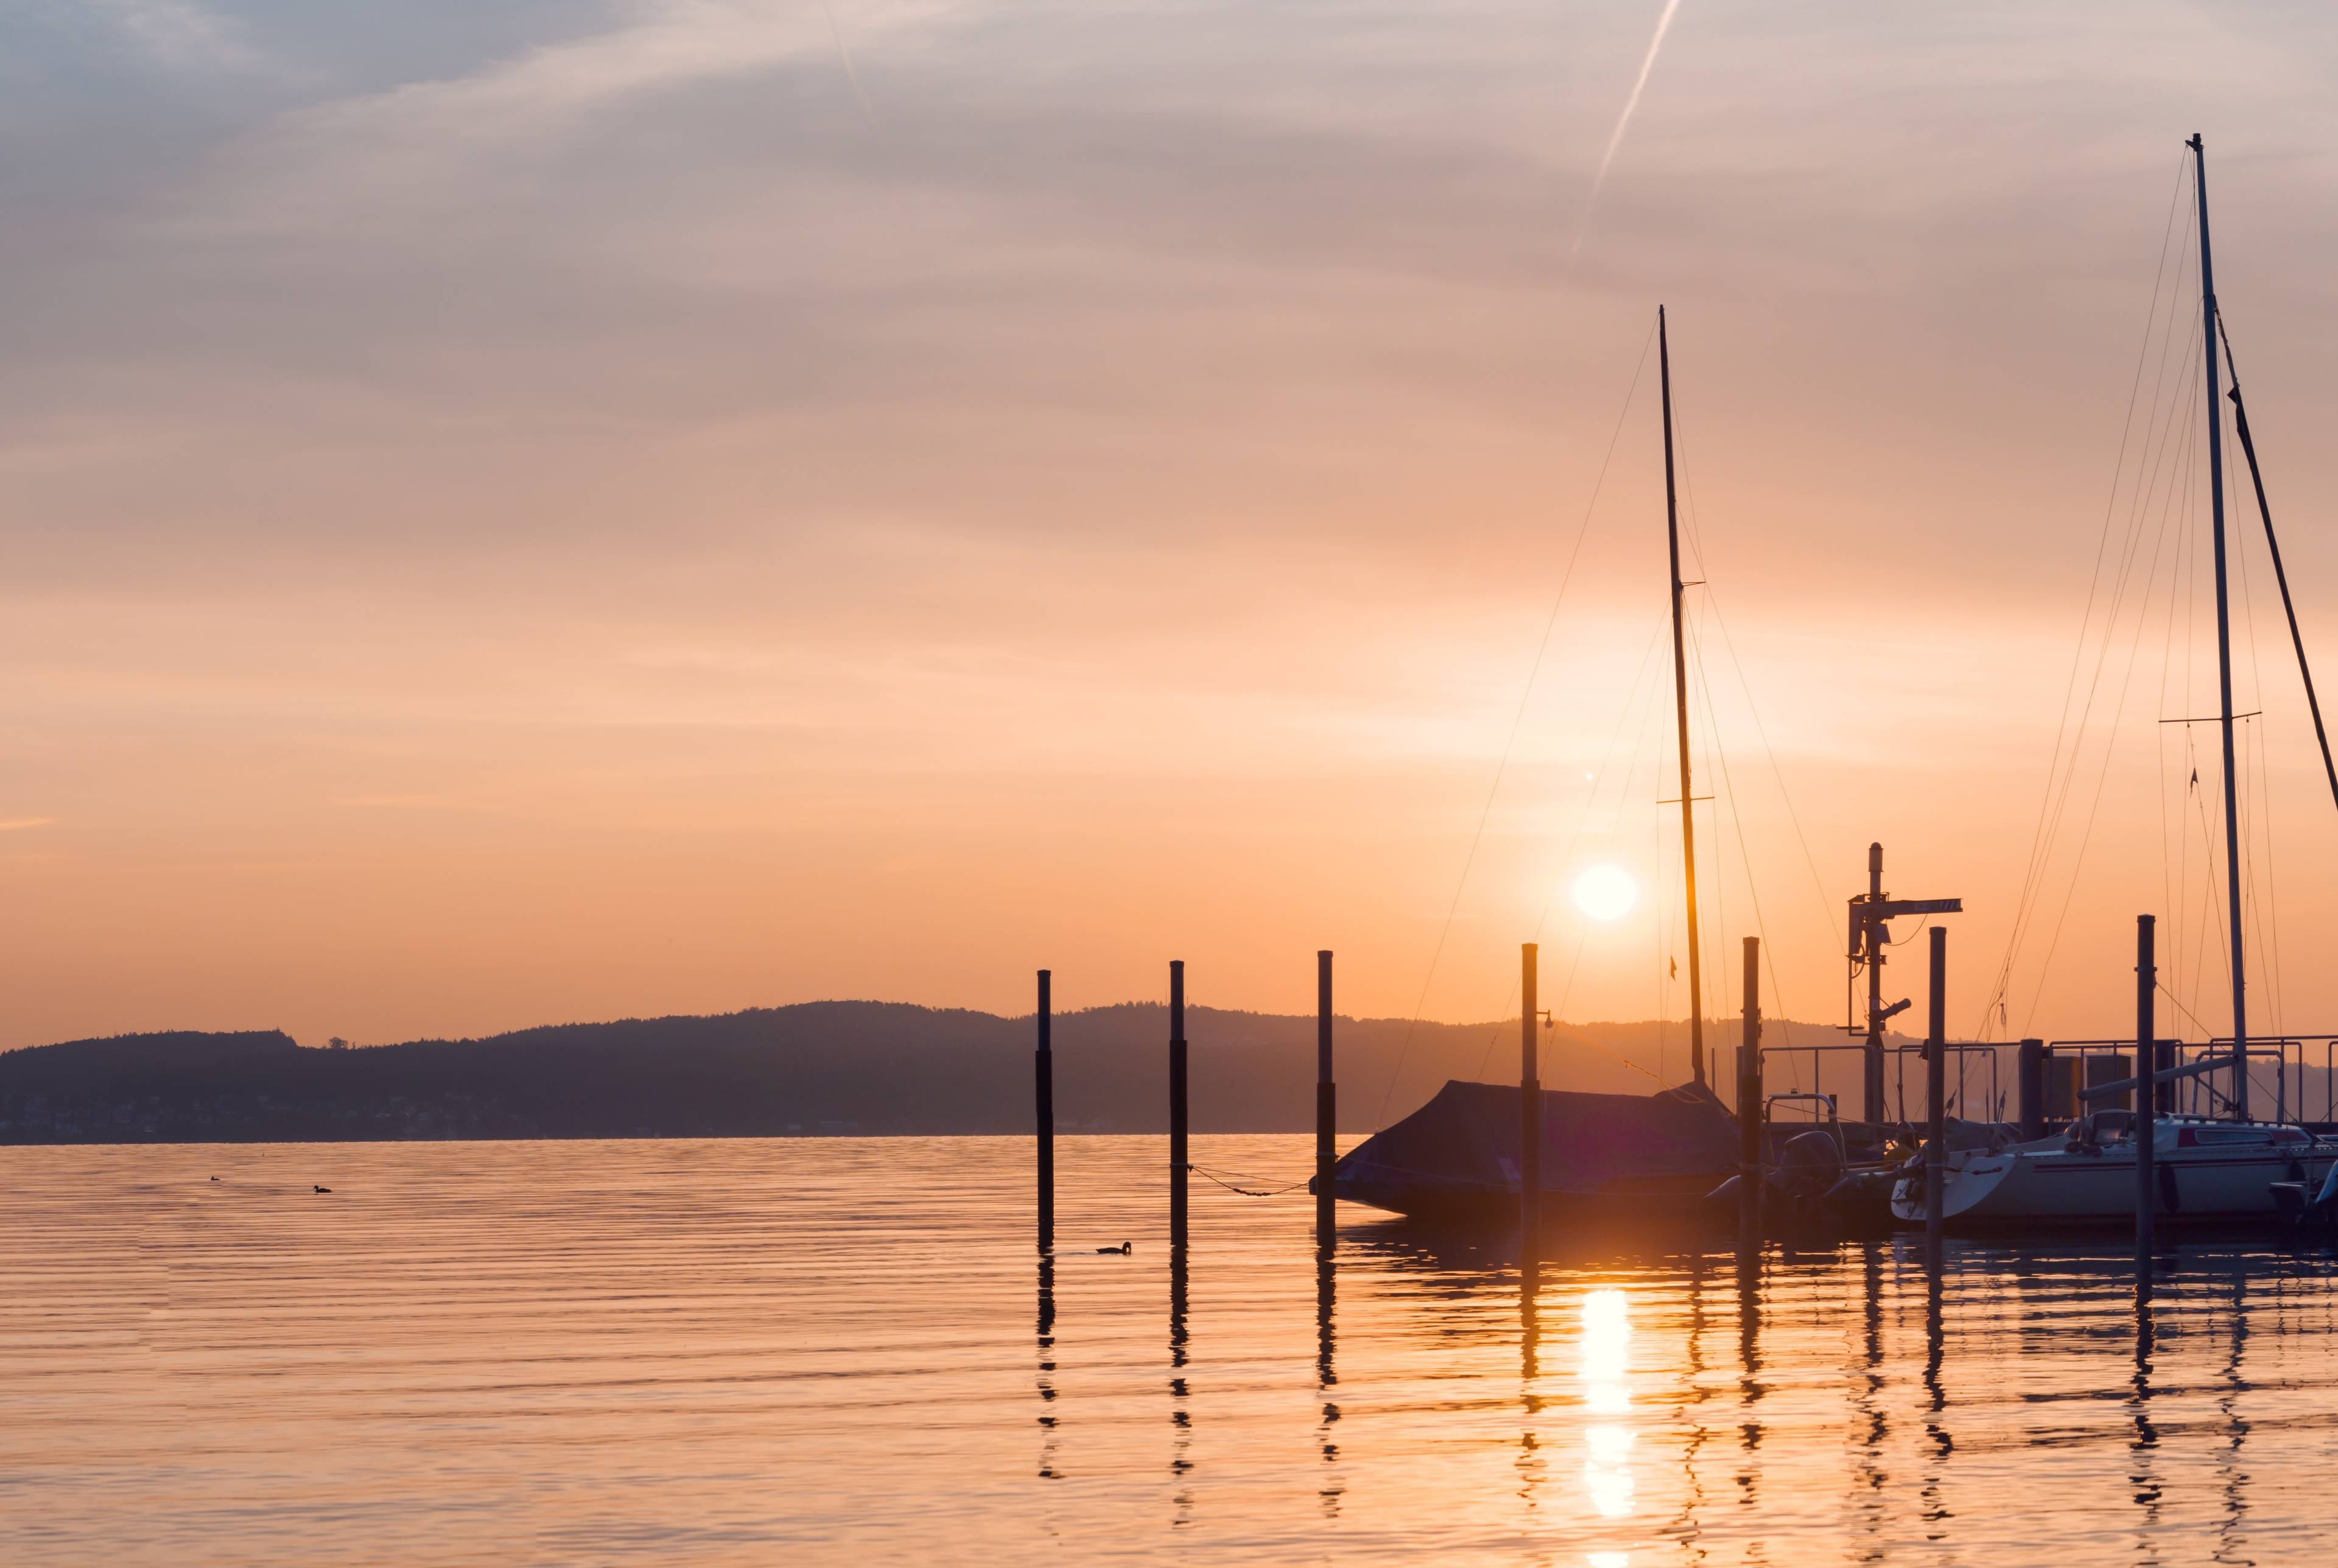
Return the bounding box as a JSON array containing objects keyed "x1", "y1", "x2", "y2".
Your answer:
[{"x1": 2158, "y1": 1161, "x2": 2181, "y2": 1214}]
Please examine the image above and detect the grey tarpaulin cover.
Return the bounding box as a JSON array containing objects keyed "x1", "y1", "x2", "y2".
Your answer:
[{"x1": 1321, "y1": 1079, "x2": 1742, "y2": 1220}]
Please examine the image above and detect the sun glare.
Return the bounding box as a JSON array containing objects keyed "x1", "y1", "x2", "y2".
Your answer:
[{"x1": 1573, "y1": 864, "x2": 1637, "y2": 923}]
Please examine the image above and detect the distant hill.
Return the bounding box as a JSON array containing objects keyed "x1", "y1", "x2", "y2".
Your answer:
[{"x1": 0, "y1": 1003, "x2": 1866, "y2": 1143}]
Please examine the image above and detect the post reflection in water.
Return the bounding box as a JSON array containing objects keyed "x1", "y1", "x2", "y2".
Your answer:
[
  {"x1": 2216, "y1": 1259, "x2": 2251, "y2": 1553},
  {"x1": 1316, "y1": 1242, "x2": 1342, "y2": 1515},
  {"x1": 1036, "y1": 1253, "x2": 1059, "y2": 1482},
  {"x1": 1517, "y1": 1264, "x2": 1544, "y2": 1511},
  {"x1": 1169, "y1": 1239, "x2": 1192, "y2": 1525},
  {"x1": 1918, "y1": 1242, "x2": 1951, "y2": 1532},
  {"x1": 1734, "y1": 1247, "x2": 1763, "y2": 1517},
  {"x1": 1853, "y1": 1242, "x2": 1886, "y2": 1540},
  {"x1": 1663, "y1": 1247, "x2": 1709, "y2": 1549},
  {"x1": 2130, "y1": 1264, "x2": 2161, "y2": 1563}
]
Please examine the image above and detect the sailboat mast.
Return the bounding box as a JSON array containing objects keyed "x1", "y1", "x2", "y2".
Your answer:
[
  {"x1": 2189, "y1": 132, "x2": 2248, "y2": 1119},
  {"x1": 1659, "y1": 307, "x2": 1707, "y2": 1088}
]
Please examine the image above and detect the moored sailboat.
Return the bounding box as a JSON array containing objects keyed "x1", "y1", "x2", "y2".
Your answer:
[
  {"x1": 1892, "y1": 133, "x2": 2338, "y2": 1231},
  {"x1": 1325, "y1": 307, "x2": 1754, "y2": 1225},
  {"x1": 1895, "y1": 1109, "x2": 2337, "y2": 1230}
]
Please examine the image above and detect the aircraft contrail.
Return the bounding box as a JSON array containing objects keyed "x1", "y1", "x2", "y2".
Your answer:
[
  {"x1": 820, "y1": 0, "x2": 872, "y2": 120},
  {"x1": 1569, "y1": 0, "x2": 1685, "y2": 264}
]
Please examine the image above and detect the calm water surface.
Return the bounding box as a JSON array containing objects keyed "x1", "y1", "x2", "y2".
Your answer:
[{"x1": 3, "y1": 1135, "x2": 2334, "y2": 1564}]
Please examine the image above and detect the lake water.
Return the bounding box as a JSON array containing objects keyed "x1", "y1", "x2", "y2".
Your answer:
[{"x1": 2, "y1": 1135, "x2": 2333, "y2": 1565}]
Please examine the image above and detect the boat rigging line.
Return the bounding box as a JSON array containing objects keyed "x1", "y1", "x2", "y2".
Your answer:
[
  {"x1": 1977, "y1": 151, "x2": 2192, "y2": 1040},
  {"x1": 1467, "y1": 609, "x2": 1673, "y2": 1084},
  {"x1": 1666, "y1": 374, "x2": 1844, "y2": 1038},
  {"x1": 1371, "y1": 318, "x2": 1659, "y2": 1129},
  {"x1": 2218, "y1": 309, "x2": 2338, "y2": 814}
]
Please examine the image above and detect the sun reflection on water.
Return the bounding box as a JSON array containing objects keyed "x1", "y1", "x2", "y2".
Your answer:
[{"x1": 1579, "y1": 1286, "x2": 1636, "y2": 1523}]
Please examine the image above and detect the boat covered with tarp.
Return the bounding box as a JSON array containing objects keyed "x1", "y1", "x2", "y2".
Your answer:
[{"x1": 1319, "y1": 1078, "x2": 1743, "y2": 1224}]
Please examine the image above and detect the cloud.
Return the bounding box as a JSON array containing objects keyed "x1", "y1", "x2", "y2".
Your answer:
[
  {"x1": 91, "y1": 0, "x2": 272, "y2": 75},
  {"x1": 0, "y1": 817, "x2": 57, "y2": 832},
  {"x1": 174, "y1": 0, "x2": 958, "y2": 241}
]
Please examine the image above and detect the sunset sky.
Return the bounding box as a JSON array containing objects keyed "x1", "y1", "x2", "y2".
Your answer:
[{"x1": 6, "y1": 1, "x2": 2338, "y2": 1058}]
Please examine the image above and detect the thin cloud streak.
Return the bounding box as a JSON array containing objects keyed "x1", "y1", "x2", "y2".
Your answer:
[{"x1": 1569, "y1": 0, "x2": 1685, "y2": 264}]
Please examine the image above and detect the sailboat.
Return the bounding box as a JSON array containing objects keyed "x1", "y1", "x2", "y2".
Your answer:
[
  {"x1": 1890, "y1": 135, "x2": 2338, "y2": 1230},
  {"x1": 1321, "y1": 307, "x2": 1746, "y2": 1226}
]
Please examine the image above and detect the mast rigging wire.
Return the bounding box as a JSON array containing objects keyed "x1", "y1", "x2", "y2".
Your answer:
[
  {"x1": 1667, "y1": 380, "x2": 1839, "y2": 1014},
  {"x1": 2219, "y1": 311, "x2": 2338, "y2": 814},
  {"x1": 1979, "y1": 153, "x2": 2191, "y2": 1037},
  {"x1": 1468, "y1": 611, "x2": 1674, "y2": 1084},
  {"x1": 2001, "y1": 296, "x2": 2199, "y2": 1031},
  {"x1": 1372, "y1": 320, "x2": 1659, "y2": 1127},
  {"x1": 2013, "y1": 335, "x2": 2197, "y2": 1035}
]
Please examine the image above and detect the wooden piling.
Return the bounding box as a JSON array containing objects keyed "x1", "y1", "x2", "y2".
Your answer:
[
  {"x1": 1520, "y1": 943, "x2": 1540, "y2": 1276},
  {"x1": 1925, "y1": 925, "x2": 1947, "y2": 1244},
  {"x1": 1316, "y1": 950, "x2": 1336, "y2": 1248},
  {"x1": 1170, "y1": 960, "x2": 1188, "y2": 1248},
  {"x1": 2135, "y1": 915, "x2": 2157, "y2": 1255},
  {"x1": 1739, "y1": 936, "x2": 1762, "y2": 1249},
  {"x1": 1036, "y1": 969, "x2": 1053, "y2": 1255}
]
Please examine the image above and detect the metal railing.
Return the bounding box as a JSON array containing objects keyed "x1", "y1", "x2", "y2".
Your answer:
[
  {"x1": 1743, "y1": 1032, "x2": 2338, "y2": 1130},
  {"x1": 2045, "y1": 1034, "x2": 2338, "y2": 1125},
  {"x1": 1749, "y1": 1040, "x2": 2000, "y2": 1126},
  {"x1": 1893, "y1": 1041, "x2": 2001, "y2": 1126}
]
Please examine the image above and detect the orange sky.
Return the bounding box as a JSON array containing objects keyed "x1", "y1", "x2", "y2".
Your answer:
[{"x1": 5, "y1": 1, "x2": 2338, "y2": 1055}]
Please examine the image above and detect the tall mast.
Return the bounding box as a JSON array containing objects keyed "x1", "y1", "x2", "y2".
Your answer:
[
  {"x1": 2189, "y1": 133, "x2": 2248, "y2": 1119},
  {"x1": 1659, "y1": 307, "x2": 1706, "y2": 1088}
]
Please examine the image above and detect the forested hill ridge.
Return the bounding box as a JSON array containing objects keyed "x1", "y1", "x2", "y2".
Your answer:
[{"x1": 0, "y1": 1003, "x2": 1862, "y2": 1144}]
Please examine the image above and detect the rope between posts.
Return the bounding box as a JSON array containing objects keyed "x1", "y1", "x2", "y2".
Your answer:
[{"x1": 1183, "y1": 1161, "x2": 1315, "y2": 1197}]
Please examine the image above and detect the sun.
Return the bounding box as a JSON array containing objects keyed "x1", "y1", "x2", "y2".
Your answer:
[{"x1": 1573, "y1": 864, "x2": 1637, "y2": 922}]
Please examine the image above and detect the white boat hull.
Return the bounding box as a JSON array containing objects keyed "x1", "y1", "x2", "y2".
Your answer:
[{"x1": 1889, "y1": 1119, "x2": 2334, "y2": 1228}]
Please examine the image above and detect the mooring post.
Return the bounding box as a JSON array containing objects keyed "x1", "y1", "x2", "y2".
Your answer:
[
  {"x1": 1037, "y1": 969, "x2": 1054, "y2": 1255},
  {"x1": 2016, "y1": 1038, "x2": 2046, "y2": 1141},
  {"x1": 1520, "y1": 943, "x2": 1540, "y2": 1278},
  {"x1": 1316, "y1": 950, "x2": 1336, "y2": 1248},
  {"x1": 1739, "y1": 936, "x2": 1762, "y2": 1250},
  {"x1": 2136, "y1": 915, "x2": 2157, "y2": 1256},
  {"x1": 1170, "y1": 960, "x2": 1188, "y2": 1248},
  {"x1": 1925, "y1": 925, "x2": 1947, "y2": 1245}
]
